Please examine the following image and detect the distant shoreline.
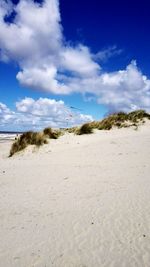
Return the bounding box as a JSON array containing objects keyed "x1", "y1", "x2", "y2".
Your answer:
[
  {"x1": 0, "y1": 132, "x2": 21, "y2": 142},
  {"x1": 0, "y1": 131, "x2": 23, "y2": 134}
]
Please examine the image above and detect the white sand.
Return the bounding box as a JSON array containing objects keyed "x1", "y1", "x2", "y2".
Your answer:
[{"x1": 0, "y1": 122, "x2": 150, "y2": 267}]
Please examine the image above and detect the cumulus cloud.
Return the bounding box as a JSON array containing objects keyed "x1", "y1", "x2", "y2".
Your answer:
[
  {"x1": 61, "y1": 45, "x2": 100, "y2": 77},
  {"x1": 96, "y1": 61, "x2": 150, "y2": 112},
  {"x1": 0, "y1": 102, "x2": 15, "y2": 126},
  {"x1": 0, "y1": 0, "x2": 150, "y2": 113},
  {"x1": 0, "y1": 0, "x2": 62, "y2": 63},
  {"x1": 56, "y1": 61, "x2": 150, "y2": 112},
  {"x1": 0, "y1": 0, "x2": 99, "y2": 94},
  {"x1": 77, "y1": 60, "x2": 149, "y2": 113},
  {"x1": 17, "y1": 66, "x2": 70, "y2": 94},
  {"x1": 0, "y1": 98, "x2": 93, "y2": 131}
]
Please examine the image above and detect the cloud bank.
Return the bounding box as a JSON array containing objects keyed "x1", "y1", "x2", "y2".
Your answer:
[
  {"x1": 0, "y1": 98, "x2": 93, "y2": 131},
  {"x1": 0, "y1": 0, "x2": 150, "y2": 113}
]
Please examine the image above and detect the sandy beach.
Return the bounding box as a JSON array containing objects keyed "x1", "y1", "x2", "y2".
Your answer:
[{"x1": 0, "y1": 123, "x2": 150, "y2": 267}]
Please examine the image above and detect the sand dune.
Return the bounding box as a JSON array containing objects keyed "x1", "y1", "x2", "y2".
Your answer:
[{"x1": 0, "y1": 122, "x2": 150, "y2": 267}]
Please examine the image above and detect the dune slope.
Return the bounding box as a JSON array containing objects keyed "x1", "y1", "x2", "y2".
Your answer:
[{"x1": 0, "y1": 123, "x2": 150, "y2": 267}]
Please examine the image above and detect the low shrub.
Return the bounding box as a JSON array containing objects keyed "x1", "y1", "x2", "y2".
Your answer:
[
  {"x1": 76, "y1": 123, "x2": 93, "y2": 135},
  {"x1": 98, "y1": 120, "x2": 113, "y2": 130},
  {"x1": 77, "y1": 110, "x2": 150, "y2": 133},
  {"x1": 128, "y1": 110, "x2": 150, "y2": 122},
  {"x1": 43, "y1": 127, "x2": 62, "y2": 139},
  {"x1": 9, "y1": 131, "x2": 48, "y2": 157}
]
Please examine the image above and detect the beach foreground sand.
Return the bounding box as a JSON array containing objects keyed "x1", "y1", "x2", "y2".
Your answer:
[{"x1": 0, "y1": 123, "x2": 150, "y2": 267}]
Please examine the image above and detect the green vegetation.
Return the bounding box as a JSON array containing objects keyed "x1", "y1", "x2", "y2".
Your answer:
[
  {"x1": 9, "y1": 131, "x2": 48, "y2": 157},
  {"x1": 65, "y1": 110, "x2": 150, "y2": 135},
  {"x1": 9, "y1": 110, "x2": 150, "y2": 156},
  {"x1": 89, "y1": 110, "x2": 150, "y2": 131},
  {"x1": 9, "y1": 128, "x2": 63, "y2": 157},
  {"x1": 76, "y1": 123, "x2": 93, "y2": 135},
  {"x1": 128, "y1": 110, "x2": 150, "y2": 122},
  {"x1": 65, "y1": 126, "x2": 78, "y2": 133},
  {"x1": 43, "y1": 127, "x2": 62, "y2": 139},
  {"x1": 96, "y1": 112, "x2": 129, "y2": 130}
]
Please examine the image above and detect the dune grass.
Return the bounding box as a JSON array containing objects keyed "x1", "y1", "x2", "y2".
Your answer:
[
  {"x1": 9, "y1": 131, "x2": 48, "y2": 157},
  {"x1": 89, "y1": 110, "x2": 150, "y2": 131},
  {"x1": 9, "y1": 127, "x2": 64, "y2": 157},
  {"x1": 73, "y1": 110, "x2": 150, "y2": 135},
  {"x1": 96, "y1": 112, "x2": 129, "y2": 130},
  {"x1": 128, "y1": 110, "x2": 150, "y2": 122},
  {"x1": 43, "y1": 127, "x2": 62, "y2": 139},
  {"x1": 65, "y1": 126, "x2": 78, "y2": 134},
  {"x1": 76, "y1": 123, "x2": 93, "y2": 135},
  {"x1": 9, "y1": 110, "x2": 150, "y2": 156}
]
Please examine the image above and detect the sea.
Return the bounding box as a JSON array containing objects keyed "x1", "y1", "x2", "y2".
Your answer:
[{"x1": 0, "y1": 131, "x2": 22, "y2": 142}]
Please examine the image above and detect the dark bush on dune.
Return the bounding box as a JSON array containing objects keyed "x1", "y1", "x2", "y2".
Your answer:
[
  {"x1": 76, "y1": 123, "x2": 93, "y2": 135},
  {"x1": 88, "y1": 110, "x2": 150, "y2": 131},
  {"x1": 128, "y1": 110, "x2": 150, "y2": 123},
  {"x1": 9, "y1": 131, "x2": 48, "y2": 157},
  {"x1": 98, "y1": 120, "x2": 113, "y2": 130},
  {"x1": 43, "y1": 127, "x2": 62, "y2": 139},
  {"x1": 98, "y1": 112, "x2": 128, "y2": 130}
]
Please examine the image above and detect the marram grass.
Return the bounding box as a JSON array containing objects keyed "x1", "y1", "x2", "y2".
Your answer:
[
  {"x1": 9, "y1": 131, "x2": 48, "y2": 157},
  {"x1": 9, "y1": 110, "x2": 150, "y2": 156},
  {"x1": 9, "y1": 128, "x2": 63, "y2": 157},
  {"x1": 73, "y1": 109, "x2": 150, "y2": 135}
]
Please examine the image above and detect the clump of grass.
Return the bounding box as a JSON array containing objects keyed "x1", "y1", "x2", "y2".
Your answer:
[
  {"x1": 79, "y1": 110, "x2": 150, "y2": 132},
  {"x1": 89, "y1": 121, "x2": 100, "y2": 129},
  {"x1": 76, "y1": 123, "x2": 93, "y2": 135},
  {"x1": 98, "y1": 120, "x2": 113, "y2": 130},
  {"x1": 103, "y1": 112, "x2": 128, "y2": 128},
  {"x1": 90, "y1": 112, "x2": 128, "y2": 131},
  {"x1": 65, "y1": 126, "x2": 78, "y2": 133},
  {"x1": 55, "y1": 129, "x2": 64, "y2": 137},
  {"x1": 128, "y1": 110, "x2": 150, "y2": 123},
  {"x1": 9, "y1": 131, "x2": 48, "y2": 157},
  {"x1": 43, "y1": 127, "x2": 62, "y2": 139}
]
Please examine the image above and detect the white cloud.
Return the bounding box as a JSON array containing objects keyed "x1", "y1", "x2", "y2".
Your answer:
[
  {"x1": 60, "y1": 61, "x2": 150, "y2": 113},
  {"x1": 0, "y1": 0, "x2": 62, "y2": 64},
  {"x1": 0, "y1": 0, "x2": 150, "y2": 114},
  {"x1": 0, "y1": 102, "x2": 15, "y2": 126},
  {"x1": 0, "y1": 0, "x2": 99, "y2": 93},
  {"x1": 0, "y1": 98, "x2": 93, "y2": 131},
  {"x1": 96, "y1": 61, "x2": 150, "y2": 112},
  {"x1": 17, "y1": 66, "x2": 70, "y2": 94},
  {"x1": 61, "y1": 45, "x2": 100, "y2": 77}
]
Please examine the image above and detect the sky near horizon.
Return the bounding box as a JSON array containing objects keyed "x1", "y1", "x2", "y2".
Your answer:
[{"x1": 0, "y1": 0, "x2": 150, "y2": 131}]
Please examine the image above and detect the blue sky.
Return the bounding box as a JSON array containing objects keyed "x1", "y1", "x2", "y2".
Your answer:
[
  {"x1": 0, "y1": 0, "x2": 150, "y2": 131},
  {"x1": 60, "y1": 0, "x2": 150, "y2": 74}
]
